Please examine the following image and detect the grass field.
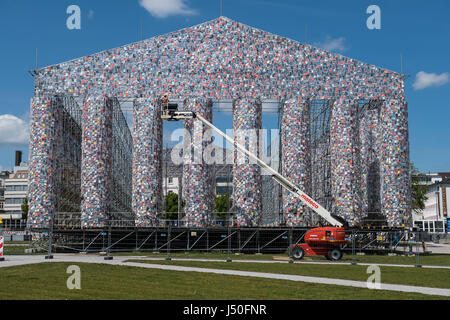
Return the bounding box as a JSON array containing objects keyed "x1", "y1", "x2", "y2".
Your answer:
[
  {"x1": 0, "y1": 262, "x2": 446, "y2": 300},
  {"x1": 3, "y1": 242, "x2": 44, "y2": 255},
  {"x1": 125, "y1": 259, "x2": 450, "y2": 290}
]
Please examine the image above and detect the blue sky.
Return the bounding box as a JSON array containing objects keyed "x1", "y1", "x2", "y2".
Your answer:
[{"x1": 0, "y1": 0, "x2": 449, "y2": 172}]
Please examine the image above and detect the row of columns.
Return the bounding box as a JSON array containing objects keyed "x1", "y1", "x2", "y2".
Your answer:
[
  {"x1": 329, "y1": 98, "x2": 411, "y2": 227},
  {"x1": 281, "y1": 97, "x2": 411, "y2": 227},
  {"x1": 28, "y1": 94, "x2": 411, "y2": 229},
  {"x1": 29, "y1": 94, "x2": 114, "y2": 229}
]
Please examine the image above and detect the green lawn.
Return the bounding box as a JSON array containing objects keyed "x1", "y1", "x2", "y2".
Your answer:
[
  {"x1": 3, "y1": 243, "x2": 44, "y2": 255},
  {"x1": 4, "y1": 241, "x2": 32, "y2": 245},
  {"x1": 125, "y1": 259, "x2": 450, "y2": 290},
  {"x1": 0, "y1": 262, "x2": 445, "y2": 300}
]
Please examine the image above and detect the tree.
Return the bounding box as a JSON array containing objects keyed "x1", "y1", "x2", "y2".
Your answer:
[
  {"x1": 21, "y1": 197, "x2": 29, "y2": 220},
  {"x1": 410, "y1": 163, "x2": 428, "y2": 212},
  {"x1": 215, "y1": 194, "x2": 231, "y2": 220},
  {"x1": 163, "y1": 193, "x2": 183, "y2": 220}
]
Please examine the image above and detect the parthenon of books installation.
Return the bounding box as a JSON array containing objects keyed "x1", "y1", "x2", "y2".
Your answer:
[{"x1": 28, "y1": 16, "x2": 410, "y2": 229}]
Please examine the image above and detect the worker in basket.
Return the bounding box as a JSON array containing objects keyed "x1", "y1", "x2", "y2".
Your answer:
[{"x1": 162, "y1": 94, "x2": 169, "y2": 105}]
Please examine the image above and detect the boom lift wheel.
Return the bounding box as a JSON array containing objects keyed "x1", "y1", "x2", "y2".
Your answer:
[
  {"x1": 289, "y1": 246, "x2": 304, "y2": 260},
  {"x1": 327, "y1": 248, "x2": 343, "y2": 261}
]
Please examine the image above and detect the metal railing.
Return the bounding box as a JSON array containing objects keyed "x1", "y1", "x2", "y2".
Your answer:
[
  {"x1": 0, "y1": 219, "x2": 27, "y2": 231},
  {"x1": 50, "y1": 212, "x2": 394, "y2": 230}
]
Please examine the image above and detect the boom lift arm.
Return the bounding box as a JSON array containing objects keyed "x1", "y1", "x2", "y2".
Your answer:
[{"x1": 162, "y1": 109, "x2": 344, "y2": 227}]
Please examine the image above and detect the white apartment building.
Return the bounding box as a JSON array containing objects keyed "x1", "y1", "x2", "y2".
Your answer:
[
  {"x1": 2, "y1": 162, "x2": 28, "y2": 222},
  {"x1": 413, "y1": 176, "x2": 450, "y2": 234},
  {"x1": 163, "y1": 176, "x2": 180, "y2": 195},
  {"x1": 415, "y1": 172, "x2": 450, "y2": 186},
  {"x1": 0, "y1": 171, "x2": 10, "y2": 212}
]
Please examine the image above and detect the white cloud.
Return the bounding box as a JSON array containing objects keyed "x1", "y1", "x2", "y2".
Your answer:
[
  {"x1": 139, "y1": 0, "x2": 197, "y2": 18},
  {"x1": 0, "y1": 114, "x2": 29, "y2": 145},
  {"x1": 313, "y1": 36, "x2": 348, "y2": 53},
  {"x1": 413, "y1": 71, "x2": 449, "y2": 90}
]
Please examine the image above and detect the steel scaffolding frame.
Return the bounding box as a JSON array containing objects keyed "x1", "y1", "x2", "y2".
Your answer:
[
  {"x1": 43, "y1": 226, "x2": 419, "y2": 256},
  {"x1": 358, "y1": 99, "x2": 385, "y2": 225},
  {"x1": 49, "y1": 227, "x2": 309, "y2": 254},
  {"x1": 109, "y1": 97, "x2": 133, "y2": 216},
  {"x1": 55, "y1": 95, "x2": 82, "y2": 214},
  {"x1": 48, "y1": 95, "x2": 134, "y2": 224},
  {"x1": 310, "y1": 99, "x2": 333, "y2": 226}
]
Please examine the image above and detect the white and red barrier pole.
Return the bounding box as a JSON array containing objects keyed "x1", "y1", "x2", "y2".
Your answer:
[{"x1": 0, "y1": 236, "x2": 4, "y2": 261}]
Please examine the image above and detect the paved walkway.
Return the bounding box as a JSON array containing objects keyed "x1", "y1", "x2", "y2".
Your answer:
[
  {"x1": 426, "y1": 243, "x2": 450, "y2": 254},
  {"x1": 1, "y1": 254, "x2": 450, "y2": 297},
  {"x1": 118, "y1": 256, "x2": 450, "y2": 270}
]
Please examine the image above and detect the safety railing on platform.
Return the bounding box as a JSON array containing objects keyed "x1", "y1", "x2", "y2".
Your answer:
[{"x1": 14, "y1": 212, "x2": 438, "y2": 268}]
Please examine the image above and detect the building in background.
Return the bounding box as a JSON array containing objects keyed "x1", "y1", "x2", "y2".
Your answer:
[
  {"x1": 163, "y1": 176, "x2": 180, "y2": 195},
  {"x1": 1, "y1": 151, "x2": 28, "y2": 227},
  {"x1": 162, "y1": 147, "x2": 233, "y2": 196},
  {"x1": 0, "y1": 170, "x2": 11, "y2": 213},
  {"x1": 415, "y1": 172, "x2": 450, "y2": 186},
  {"x1": 215, "y1": 176, "x2": 232, "y2": 195},
  {"x1": 413, "y1": 172, "x2": 450, "y2": 234}
]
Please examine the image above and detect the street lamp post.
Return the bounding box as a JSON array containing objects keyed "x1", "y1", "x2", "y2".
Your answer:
[{"x1": 45, "y1": 213, "x2": 54, "y2": 260}]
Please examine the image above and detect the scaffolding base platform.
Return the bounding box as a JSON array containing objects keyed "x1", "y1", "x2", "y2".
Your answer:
[{"x1": 30, "y1": 226, "x2": 410, "y2": 255}]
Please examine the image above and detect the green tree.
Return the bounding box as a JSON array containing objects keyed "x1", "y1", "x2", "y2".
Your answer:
[
  {"x1": 163, "y1": 193, "x2": 183, "y2": 220},
  {"x1": 215, "y1": 194, "x2": 231, "y2": 220},
  {"x1": 410, "y1": 163, "x2": 428, "y2": 212},
  {"x1": 21, "y1": 197, "x2": 29, "y2": 220}
]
